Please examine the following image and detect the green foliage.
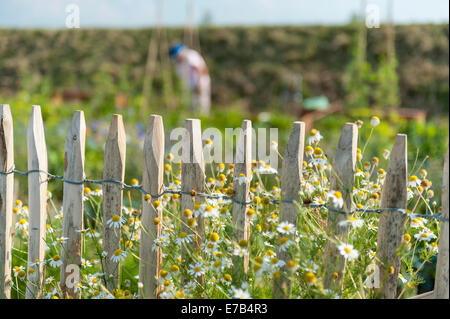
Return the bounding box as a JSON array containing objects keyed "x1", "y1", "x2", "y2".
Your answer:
[{"x1": 0, "y1": 25, "x2": 448, "y2": 113}]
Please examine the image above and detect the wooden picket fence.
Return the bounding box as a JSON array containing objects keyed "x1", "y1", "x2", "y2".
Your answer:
[{"x1": 0, "y1": 104, "x2": 448, "y2": 299}]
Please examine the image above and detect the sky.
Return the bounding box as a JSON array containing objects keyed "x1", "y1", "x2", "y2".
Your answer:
[{"x1": 0, "y1": 0, "x2": 448, "y2": 29}]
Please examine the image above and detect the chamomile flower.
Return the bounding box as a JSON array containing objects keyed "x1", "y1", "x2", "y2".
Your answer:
[
  {"x1": 188, "y1": 262, "x2": 205, "y2": 278},
  {"x1": 175, "y1": 232, "x2": 194, "y2": 245},
  {"x1": 370, "y1": 116, "x2": 380, "y2": 127},
  {"x1": 231, "y1": 288, "x2": 251, "y2": 299},
  {"x1": 398, "y1": 273, "x2": 407, "y2": 284},
  {"x1": 52, "y1": 237, "x2": 69, "y2": 246},
  {"x1": 328, "y1": 190, "x2": 344, "y2": 209},
  {"x1": 81, "y1": 258, "x2": 92, "y2": 268},
  {"x1": 277, "y1": 221, "x2": 295, "y2": 235},
  {"x1": 106, "y1": 214, "x2": 125, "y2": 229},
  {"x1": 111, "y1": 249, "x2": 127, "y2": 263},
  {"x1": 86, "y1": 229, "x2": 100, "y2": 238},
  {"x1": 337, "y1": 243, "x2": 359, "y2": 261},
  {"x1": 414, "y1": 230, "x2": 437, "y2": 242},
  {"x1": 235, "y1": 174, "x2": 248, "y2": 185},
  {"x1": 49, "y1": 255, "x2": 63, "y2": 268},
  {"x1": 15, "y1": 218, "x2": 28, "y2": 231},
  {"x1": 308, "y1": 129, "x2": 323, "y2": 145},
  {"x1": 408, "y1": 176, "x2": 421, "y2": 188},
  {"x1": 338, "y1": 216, "x2": 364, "y2": 228}
]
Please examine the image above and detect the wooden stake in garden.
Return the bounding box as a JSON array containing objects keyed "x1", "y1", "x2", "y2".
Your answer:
[
  {"x1": 323, "y1": 123, "x2": 358, "y2": 289},
  {"x1": 139, "y1": 115, "x2": 164, "y2": 299},
  {"x1": 180, "y1": 119, "x2": 205, "y2": 270},
  {"x1": 274, "y1": 121, "x2": 305, "y2": 298},
  {"x1": 232, "y1": 120, "x2": 252, "y2": 281},
  {"x1": 434, "y1": 145, "x2": 449, "y2": 299},
  {"x1": 26, "y1": 105, "x2": 48, "y2": 299},
  {"x1": 60, "y1": 111, "x2": 86, "y2": 298},
  {"x1": 0, "y1": 104, "x2": 13, "y2": 299},
  {"x1": 375, "y1": 134, "x2": 408, "y2": 299},
  {"x1": 102, "y1": 114, "x2": 126, "y2": 291}
]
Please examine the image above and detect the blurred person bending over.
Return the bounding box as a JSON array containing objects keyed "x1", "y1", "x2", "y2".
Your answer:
[{"x1": 169, "y1": 43, "x2": 211, "y2": 115}]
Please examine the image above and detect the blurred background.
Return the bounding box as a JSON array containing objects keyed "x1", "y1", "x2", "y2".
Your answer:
[{"x1": 0, "y1": 0, "x2": 448, "y2": 295}]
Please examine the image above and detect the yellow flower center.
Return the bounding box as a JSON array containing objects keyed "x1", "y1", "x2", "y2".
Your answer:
[{"x1": 209, "y1": 232, "x2": 219, "y2": 242}]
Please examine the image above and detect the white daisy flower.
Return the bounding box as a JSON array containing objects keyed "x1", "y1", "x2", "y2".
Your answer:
[
  {"x1": 414, "y1": 230, "x2": 437, "y2": 242},
  {"x1": 15, "y1": 218, "x2": 28, "y2": 231},
  {"x1": 106, "y1": 214, "x2": 125, "y2": 229},
  {"x1": 398, "y1": 273, "x2": 407, "y2": 284},
  {"x1": 308, "y1": 129, "x2": 323, "y2": 145},
  {"x1": 90, "y1": 189, "x2": 103, "y2": 196},
  {"x1": 188, "y1": 262, "x2": 205, "y2": 278},
  {"x1": 110, "y1": 249, "x2": 127, "y2": 263},
  {"x1": 175, "y1": 232, "x2": 194, "y2": 245},
  {"x1": 337, "y1": 243, "x2": 359, "y2": 261},
  {"x1": 52, "y1": 237, "x2": 69, "y2": 246},
  {"x1": 328, "y1": 190, "x2": 344, "y2": 209},
  {"x1": 370, "y1": 116, "x2": 380, "y2": 127},
  {"x1": 277, "y1": 221, "x2": 295, "y2": 235},
  {"x1": 408, "y1": 176, "x2": 421, "y2": 188},
  {"x1": 338, "y1": 216, "x2": 364, "y2": 228},
  {"x1": 49, "y1": 255, "x2": 63, "y2": 268}
]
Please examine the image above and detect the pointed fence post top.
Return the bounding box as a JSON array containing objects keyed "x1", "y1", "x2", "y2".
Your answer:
[
  {"x1": 283, "y1": 121, "x2": 305, "y2": 176},
  {"x1": 234, "y1": 120, "x2": 252, "y2": 175},
  {"x1": 330, "y1": 122, "x2": 358, "y2": 207},
  {"x1": 107, "y1": 114, "x2": 126, "y2": 142},
  {"x1": 380, "y1": 134, "x2": 408, "y2": 209},
  {"x1": 143, "y1": 114, "x2": 165, "y2": 194},
  {"x1": 183, "y1": 118, "x2": 204, "y2": 166},
  {"x1": 0, "y1": 104, "x2": 13, "y2": 169},
  {"x1": 104, "y1": 114, "x2": 126, "y2": 179},
  {"x1": 27, "y1": 105, "x2": 47, "y2": 170},
  {"x1": 64, "y1": 111, "x2": 86, "y2": 176}
]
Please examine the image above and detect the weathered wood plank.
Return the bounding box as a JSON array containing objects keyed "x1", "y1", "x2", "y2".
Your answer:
[
  {"x1": 409, "y1": 290, "x2": 434, "y2": 299},
  {"x1": 232, "y1": 120, "x2": 252, "y2": 281},
  {"x1": 60, "y1": 111, "x2": 86, "y2": 298},
  {"x1": 139, "y1": 115, "x2": 164, "y2": 299},
  {"x1": 102, "y1": 114, "x2": 126, "y2": 291},
  {"x1": 375, "y1": 134, "x2": 408, "y2": 299},
  {"x1": 434, "y1": 145, "x2": 449, "y2": 299},
  {"x1": 0, "y1": 104, "x2": 13, "y2": 299},
  {"x1": 180, "y1": 119, "x2": 205, "y2": 277},
  {"x1": 26, "y1": 105, "x2": 48, "y2": 299},
  {"x1": 274, "y1": 121, "x2": 305, "y2": 298},
  {"x1": 323, "y1": 123, "x2": 358, "y2": 289}
]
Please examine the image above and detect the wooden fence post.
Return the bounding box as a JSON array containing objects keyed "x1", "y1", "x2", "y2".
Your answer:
[
  {"x1": 375, "y1": 134, "x2": 408, "y2": 299},
  {"x1": 232, "y1": 120, "x2": 252, "y2": 282},
  {"x1": 435, "y1": 145, "x2": 449, "y2": 299},
  {"x1": 139, "y1": 115, "x2": 164, "y2": 299},
  {"x1": 323, "y1": 123, "x2": 358, "y2": 289},
  {"x1": 102, "y1": 114, "x2": 126, "y2": 291},
  {"x1": 26, "y1": 105, "x2": 48, "y2": 299},
  {"x1": 0, "y1": 104, "x2": 13, "y2": 299},
  {"x1": 180, "y1": 119, "x2": 205, "y2": 272},
  {"x1": 60, "y1": 111, "x2": 86, "y2": 298},
  {"x1": 274, "y1": 121, "x2": 305, "y2": 298}
]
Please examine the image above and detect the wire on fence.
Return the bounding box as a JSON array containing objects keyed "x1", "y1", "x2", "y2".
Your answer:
[{"x1": 1, "y1": 168, "x2": 448, "y2": 222}]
